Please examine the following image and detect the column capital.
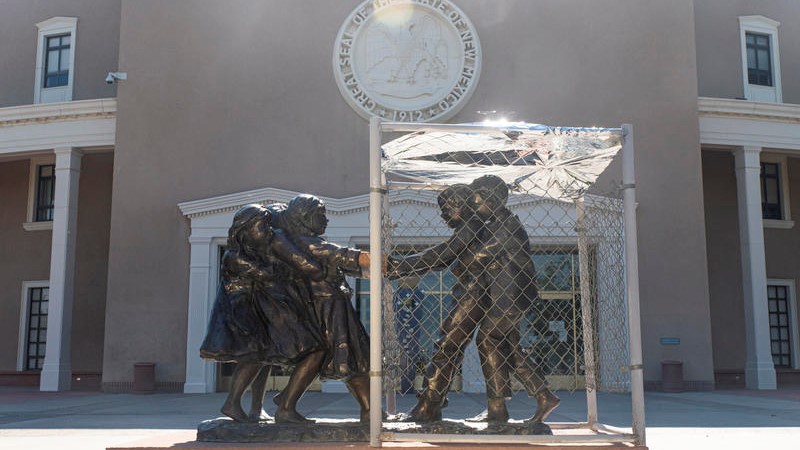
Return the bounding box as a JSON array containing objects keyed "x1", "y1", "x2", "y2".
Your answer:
[
  {"x1": 53, "y1": 147, "x2": 83, "y2": 170},
  {"x1": 737, "y1": 145, "x2": 763, "y2": 155},
  {"x1": 53, "y1": 146, "x2": 83, "y2": 155},
  {"x1": 734, "y1": 146, "x2": 762, "y2": 171},
  {"x1": 188, "y1": 236, "x2": 214, "y2": 245}
]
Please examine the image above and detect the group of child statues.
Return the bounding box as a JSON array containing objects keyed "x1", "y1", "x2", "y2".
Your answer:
[{"x1": 200, "y1": 175, "x2": 560, "y2": 426}]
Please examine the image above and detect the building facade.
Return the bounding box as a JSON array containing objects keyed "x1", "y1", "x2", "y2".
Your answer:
[{"x1": 0, "y1": 0, "x2": 796, "y2": 393}]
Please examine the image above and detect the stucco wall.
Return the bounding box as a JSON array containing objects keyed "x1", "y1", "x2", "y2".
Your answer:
[
  {"x1": 702, "y1": 150, "x2": 746, "y2": 371},
  {"x1": 0, "y1": 0, "x2": 121, "y2": 108},
  {"x1": 104, "y1": 0, "x2": 713, "y2": 387},
  {"x1": 0, "y1": 153, "x2": 112, "y2": 373},
  {"x1": 694, "y1": 0, "x2": 800, "y2": 104},
  {"x1": 72, "y1": 153, "x2": 114, "y2": 372}
]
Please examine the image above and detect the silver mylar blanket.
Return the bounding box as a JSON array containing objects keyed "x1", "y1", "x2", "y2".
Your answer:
[{"x1": 381, "y1": 123, "x2": 624, "y2": 200}]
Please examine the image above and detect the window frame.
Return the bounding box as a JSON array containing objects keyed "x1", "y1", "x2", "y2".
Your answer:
[
  {"x1": 760, "y1": 154, "x2": 793, "y2": 229},
  {"x1": 745, "y1": 32, "x2": 772, "y2": 87},
  {"x1": 43, "y1": 34, "x2": 72, "y2": 88},
  {"x1": 34, "y1": 163, "x2": 56, "y2": 222},
  {"x1": 766, "y1": 279, "x2": 799, "y2": 370},
  {"x1": 17, "y1": 281, "x2": 49, "y2": 371},
  {"x1": 24, "y1": 156, "x2": 56, "y2": 231},
  {"x1": 739, "y1": 15, "x2": 782, "y2": 103},
  {"x1": 34, "y1": 17, "x2": 78, "y2": 104}
]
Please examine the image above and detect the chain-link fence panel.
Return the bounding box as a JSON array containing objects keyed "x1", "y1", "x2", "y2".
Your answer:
[{"x1": 378, "y1": 126, "x2": 630, "y2": 409}]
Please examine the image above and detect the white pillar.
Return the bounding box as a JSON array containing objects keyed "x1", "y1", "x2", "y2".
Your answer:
[
  {"x1": 734, "y1": 146, "x2": 777, "y2": 390},
  {"x1": 184, "y1": 236, "x2": 217, "y2": 393},
  {"x1": 368, "y1": 116, "x2": 383, "y2": 447},
  {"x1": 40, "y1": 147, "x2": 82, "y2": 391}
]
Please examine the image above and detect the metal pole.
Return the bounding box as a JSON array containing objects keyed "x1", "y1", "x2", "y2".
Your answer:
[
  {"x1": 368, "y1": 116, "x2": 384, "y2": 447},
  {"x1": 382, "y1": 432, "x2": 637, "y2": 445},
  {"x1": 621, "y1": 124, "x2": 646, "y2": 446},
  {"x1": 575, "y1": 198, "x2": 598, "y2": 425}
]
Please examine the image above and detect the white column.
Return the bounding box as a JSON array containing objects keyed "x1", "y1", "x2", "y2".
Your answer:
[
  {"x1": 734, "y1": 146, "x2": 777, "y2": 390},
  {"x1": 184, "y1": 235, "x2": 217, "y2": 393},
  {"x1": 40, "y1": 147, "x2": 82, "y2": 391}
]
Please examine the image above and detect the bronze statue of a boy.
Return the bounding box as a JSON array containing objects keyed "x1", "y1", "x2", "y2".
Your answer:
[{"x1": 388, "y1": 176, "x2": 560, "y2": 425}]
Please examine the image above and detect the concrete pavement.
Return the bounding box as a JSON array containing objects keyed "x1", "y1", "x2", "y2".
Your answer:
[{"x1": 1, "y1": 386, "x2": 799, "y2": 449}]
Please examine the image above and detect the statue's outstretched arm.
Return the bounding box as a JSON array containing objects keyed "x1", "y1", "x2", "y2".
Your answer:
[
  {"x1": 387, "y1": 219, "x2": 481, "y2": 278},
  {"x1": 270, "y1": 229, "x2": 326, "y2": 281}
]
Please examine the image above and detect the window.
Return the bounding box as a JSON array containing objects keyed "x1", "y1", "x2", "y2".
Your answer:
[
  {"x1": 17, "y1": 282, "x2": 49, "y2": 371},
  {"x1": 761, "y1": 162, "x2": 782, "y2": 220},
  {"x1": 23, "y1": 157, "x2": 56, "y2": 231},
  {"x1": 739, "y1": 15, "x2": 781, "y2": 103},
  {"x1": 746, "y1": 33, "x2": 772, "y2": 87},
  {"x1": 759, "y1": 155, "x2": 793, "y2": 228},
  {"x1": 768, "y1": 284, "x2": 792, "y2": 368},
  {"x1": 34, "y1": 17, "x2": 77, "y2": 103},
  {"x1": 25, "y1": 287, "x2": 49, "y2": 370},
  {"x1": 767, "y1": 280, "x2": 799, "y2": 370},
  {"x1": 43, "y1": 35, "x2": 71, "y2": 88},
  {"x1": 34, "y1": 164, "x2": 56, "y2": 221}
]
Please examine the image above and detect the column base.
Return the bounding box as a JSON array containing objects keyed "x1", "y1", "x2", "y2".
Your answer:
[
  {"x1": 745, "y1": 362, "x2": 777, "y2": 390},
  {"x1": 184, "y1": 381, "x2": 214, "y2": 394},
  {"x1": 39, "y1": 363, "x2": 72, "y2": 391}
]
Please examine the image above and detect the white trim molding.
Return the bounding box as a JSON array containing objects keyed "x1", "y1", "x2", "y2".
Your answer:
[
  {"x1": 17, "y1": 281, "x2": 50, "y2": 371},
  {"x1": 766, "y1": 279, "x2": 799, "y2": 370},
  {"x1": 0, "y1": 98, "x2": 117, "y2": 155},
  {"x1": 698, "y1": 97, "x2": 800, "y2": 151},
  {"x1": 34, "y1": 17, "x2": 78, "y2": 104},
  {"x1": 739, "y1": 15, "x2": 782, "y2": 103}
]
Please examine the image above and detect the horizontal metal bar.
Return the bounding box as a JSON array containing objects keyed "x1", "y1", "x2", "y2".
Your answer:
[
  {"x1": 592, "y1": 423, "x2": 634, "y2": 435},
  {"x1": 385, "y1": 181, "x2": 450, "y2": 190},
  {"x1": 380, "y1": 122, "x2": 516, "y2": 134},
  {"x1": 379, "y1": 121, "x2": 623, "y2": 134},
  {"x1": 381, "y1": 432, "x2": 637, "y2": 444},
  {"x1": 548, "y1": 421, "x2": 592, "y2": 430}
]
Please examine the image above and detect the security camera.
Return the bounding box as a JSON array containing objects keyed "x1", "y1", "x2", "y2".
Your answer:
[{"x1": 105, "y1": 72, "x2": 127, "y2": 84}]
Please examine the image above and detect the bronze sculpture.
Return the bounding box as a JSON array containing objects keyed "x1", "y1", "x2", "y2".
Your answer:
[
  {"x1": 277, "y1": 195, "x2": 372, "y2": 422},
  {"x1": 387, "y1": 176, "x2": 560, "y2": 425},
  {"x1": 200, "y1": 199, "x2": 371, "y2": 424}
]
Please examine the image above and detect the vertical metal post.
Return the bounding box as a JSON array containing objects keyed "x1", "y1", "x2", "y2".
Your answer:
[
  {"x1": 575, "y1": 198, "x2": 598, "y2": 425},
  {"x1": 621, "y1": 124, "x2": 646, "y2": 446},
  {"x1": 368, "y1": 116, "x2": 384, "y2": 447}
]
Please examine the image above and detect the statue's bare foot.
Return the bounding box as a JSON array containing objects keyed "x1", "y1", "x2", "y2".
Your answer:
[
  {"x1": 275, "y1": 407, "x2": 314, "y2": 424},
  {"x1": 221, "y1": 402, "x2": 249, "y2": 422},
  {"x1": 525, "y1": 389, "x2": 560, "y2": 424},
  {"x1": 247, "y1": 408, "x2": 273, "y2": 422},
  {"x1": 403, "y1": 399, "x2": 442, "y2": 423}
]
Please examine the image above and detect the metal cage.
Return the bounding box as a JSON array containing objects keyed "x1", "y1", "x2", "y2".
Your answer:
[{"x1": 367, "y1": 118, "x2": 645, "y2": 447}]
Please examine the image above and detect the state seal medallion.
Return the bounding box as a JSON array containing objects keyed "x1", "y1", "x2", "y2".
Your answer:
[{"x1": 333, "y1": 0, "x2": 481, "y2": 122}]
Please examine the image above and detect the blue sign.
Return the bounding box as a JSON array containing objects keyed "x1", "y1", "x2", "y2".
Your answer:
[{"x1": 660, "y1": 337, "x2": 680, "y2": 345}]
